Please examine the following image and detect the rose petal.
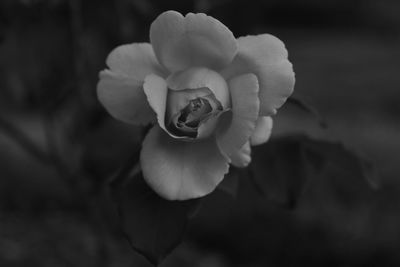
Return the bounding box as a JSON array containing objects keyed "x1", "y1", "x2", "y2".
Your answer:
[
  {"x1": 144, "y1": 74, "x2": 217, "y2": 139},
  {"x1": 230, "y1": 142, "x2": 252, "y2": 168},
  {"x1": 221, "y1": 34, "x2": 295, "y2": 116},
  {"x1": 167, "y1": 67, "x2": 230, "y2": 109},
  {"x1": 197, "y1": 111, "x2": 224, "y2": 139},
  {"x1": 150, "y1": 11, "x2": 237, "y2": 72},
  {"x1": 142, "y1": 74, "x2": 169, "y2": 132},
  {"x1": 97, "y1": 70, "x2": 155, "y2": 125},
  {"x1": 166, "y1": 87, "x2": 213, "y2": 120},
  {"x1": 140, "y1": 126, "x2": 229, "y2": 200},
  {"x1": 250, "y1": 116, "x2": 273, "y2": 146},
  {"x1": 216, "y1": 74, "x2": 260, "y2": 160},
  {"x1": 106, "y1": 43, "x2": 167, "y2": 81}
]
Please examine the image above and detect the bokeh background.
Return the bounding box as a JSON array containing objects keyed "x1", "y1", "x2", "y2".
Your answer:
[{"x1": 0, "y1": 0, "x2": 400, "y2": 266}]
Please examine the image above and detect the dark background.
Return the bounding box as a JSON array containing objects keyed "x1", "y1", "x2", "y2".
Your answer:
[{"x1": 0, "y1": 0, "x2": 400, "y2": 266}]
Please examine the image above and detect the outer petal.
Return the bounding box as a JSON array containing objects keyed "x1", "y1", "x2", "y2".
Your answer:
[
  {"x1": 142, "y1": 74, "x2": 169, "y2": 132},
  {"x1": 230, "y1": 142, "x2": 251, "y2": 168},
  {"x1": 97, "y1": 70, "x2": 155, "y2": 125},
  {"x1": 217, "y1": 74, "x2": 260, "y2": 160},
  {"x1": 106, "y1": 43, "x2": 167, "y2": 81},
  {"x1": 221, "y1": 34, "x2": 295, "y2": 116},
  {"x1": 150, "y1": 11, "x2": 237, "y2": 72},
  {"x1": 250, "y1": 116, "x2": 273, "y2": 146},
  {"x1": 140, "y1": 126, "x2": 229, "y2": 200}
]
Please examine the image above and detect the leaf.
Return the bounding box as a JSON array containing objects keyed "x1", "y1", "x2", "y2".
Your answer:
[
  {"x1": 250, "y1": 136, "x2": 310, "y2": 208},
  {"x1": 287, "y1": 96, "x2": 328, "y2": 128},
  {"x1": 112, "y1": 173, "x2": 200, "y2": 266},
  {"x1": 297, "y1": 138, "x2": 379, "y2": 231},
  {"x1": 304, "y1": 139, "x2": 380, "y2": 190},
  {"x1": 250, "y1": 135, "x2": 379, "y2": 208}
]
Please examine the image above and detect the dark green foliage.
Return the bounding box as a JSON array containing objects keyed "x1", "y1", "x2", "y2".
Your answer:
[
  {"x1": 251, "y1": 135, "x2": 378, "y2": 208},
  {"x1": 113, "y1": 173, "x2": 200, "y2": 265}
]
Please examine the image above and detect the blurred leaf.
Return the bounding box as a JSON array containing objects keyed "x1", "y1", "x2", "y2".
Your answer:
[
  {"x1": 82, "y1": 120, "x2": 142, "y2": 181},
  {"x1": 250, "y1": 135, "x2": 379, "y2": 208},
  {"x1": 0, "y1": 114, "x2": 50, "y2": 164},
  {"x1": 304, "y1": 138, "x2": 380, "y2": 190},
  {"x1": 113, "y1": 173, "x2": 200, "y2": 266},
  {"x1": 250, "y1": 136, "x2": 309, "y2": 208},
  {"x1": 297, "y1": 138, "x2": 379, "y2": 233},
  {"x1": 217, "y1": 167, "x2": 240, "y2": 197},
  {"x1": 287, "y1": 96, "x2": 327, "y2": 128}
]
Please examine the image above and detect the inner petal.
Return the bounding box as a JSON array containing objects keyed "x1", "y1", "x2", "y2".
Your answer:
[{"x1": 166, "y1": 67, "x2": 230, "y2": 109}]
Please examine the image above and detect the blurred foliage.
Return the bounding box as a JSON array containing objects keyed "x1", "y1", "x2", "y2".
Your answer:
[
  {"x1": 112, "y1": 134, "x2": 380, "y2": 265},
  {"x1": 114, "y1": 172, "x2": 200, "y2": 266},
  {"x1": 0, "y1": 0, "x2": 399, "y2": 266},
  {"x1": 251, "y1": 135, "x2": 378, "y2": 208}
]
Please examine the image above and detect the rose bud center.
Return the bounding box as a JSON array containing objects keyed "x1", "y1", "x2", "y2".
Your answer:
[{"x1": 166, "y1": 89, "x2": 223, "y2": 139}]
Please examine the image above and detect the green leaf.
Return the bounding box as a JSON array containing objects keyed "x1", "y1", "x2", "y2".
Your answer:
[
  {"x1": 113, "y1": 173, "x2": 200, "y2": 266},
  {"x1": 250, "y1": 135, "x2": 379, "y2": 208}
]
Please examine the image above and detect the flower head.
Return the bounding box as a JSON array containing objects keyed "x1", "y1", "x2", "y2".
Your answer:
[{"x1": 97, "y1": 11, "x2": 295, "y2": 200}]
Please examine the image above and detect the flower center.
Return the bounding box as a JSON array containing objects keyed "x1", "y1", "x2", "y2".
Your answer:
[
  {"x1": 167, "y1": 92, "x2": 222, "y2": 139},
  {"x1": 177, "y1": 98, "x2": 211, "y2": 128}
]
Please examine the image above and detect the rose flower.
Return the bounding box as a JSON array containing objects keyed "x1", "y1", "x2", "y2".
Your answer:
[{"x1": 97, "y1": 11, "x2": 295, "y2": 200}]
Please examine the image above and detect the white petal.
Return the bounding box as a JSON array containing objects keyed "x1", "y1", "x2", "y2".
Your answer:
[
  {"x1": 250, "y1": 116, "x2": 273, "y2": 146},
  {"x1": 221, "y1": 34, "x2": 295, "y2": 116},
  {"x1": 230, "y1": 142, "x2": 252, "y2": 168},
  {"x1": 140, "y1": 126, "x2": 229, "y2": 200},
  {"x1": 142, "y1": 74, "x2": 169, "y2": 132},
  {"x1": 97, "y1": 70, "x2": 155, "y2": 125},
  {"x1": 216, "y1": 74, "x2": 260, "y2": 160},
  {"x1": 166, "y1": 67, "x2": 230, "y2": 109},
  {"x1": 106, "y1": 43, "x2": 167, "y2": 81},
  {"x1": 150, "y1": 11, "x2": 237, "y2": 72}
]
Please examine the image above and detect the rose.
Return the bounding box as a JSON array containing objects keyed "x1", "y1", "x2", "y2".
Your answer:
[{"x1": 97, "y1": 11, "x2": 295, "y2": 200}]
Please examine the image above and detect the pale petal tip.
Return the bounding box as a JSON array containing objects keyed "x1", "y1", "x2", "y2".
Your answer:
[
  {"x1": 150, "y1": 10, "x2": 237, "y2": 72},
  {"x1": 250, "y1": 116, "x2": 274, "y2": 146}
]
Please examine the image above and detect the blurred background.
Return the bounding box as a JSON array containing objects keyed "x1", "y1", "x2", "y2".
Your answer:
[{"x1": 0, "y1": 0, "x2": 400, "y2": 266}]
